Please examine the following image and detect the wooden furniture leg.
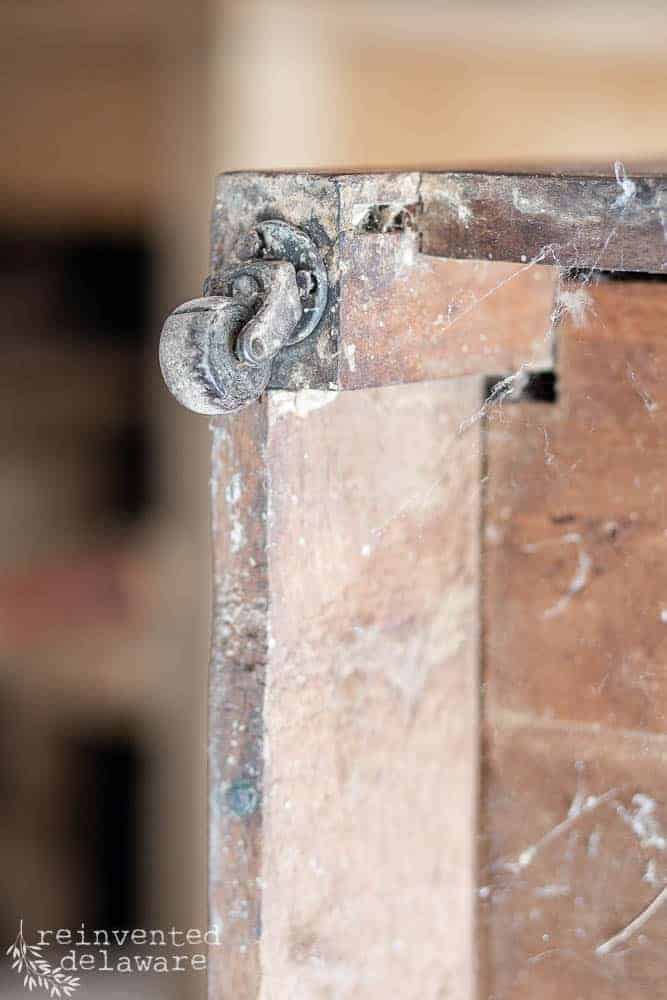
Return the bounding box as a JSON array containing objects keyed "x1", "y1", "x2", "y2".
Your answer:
[{"x1": 209, "y1": 379, "x2": 482, "y2": 997}]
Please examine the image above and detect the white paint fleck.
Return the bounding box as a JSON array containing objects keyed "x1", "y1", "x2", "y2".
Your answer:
[
  {"x1": 230, "y1": 519, "x2": 246, "y2": 554},
  {"x1": 512, "y1": 188, "x2": 549, "y2": 216},
  {"x1": 543, "y1": 428, "x2": 556, "y2": 466},
  {"x1": 485, "y1": 522, "x2": 502, "y2": 545},
  {"x1": 271, "y1": 389, "x2": 338, "y2": 421},
  {"x1": 309, "y1": 856, "x2": 325, "y2": 877},
  {"x1": 361, "y1": 544, "x2": 371, "y2": 558},
  {"x1": 614, "y1": 160, "x2": 637, "y2": 209},
  {"x1": 644, "y1": 859, "x2": 660, "y2": 886},
  {"x1": 534, "y1": 884, "x2": 570, "y2": 898},
  {"x1": 343, "y1": 343, "x2": 357, "y2": 372},
  {"x1": 587, "y1": 829, "x2": 601, "y2": 858},
  {"x1": 440, "y1": 187, "x2": 472, "y2": 225},
  {"x1": 225, "y1": 472, "x2": 243, "y2": 506},
  {"x1": 627, "y1": 364, "x2": 659, "y2": 413},
  {"x1": 616, "y1": 794, "x2": 667, "y2": 851}
]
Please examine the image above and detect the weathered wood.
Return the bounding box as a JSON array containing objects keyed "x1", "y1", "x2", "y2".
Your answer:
[
  {"x1": 261, "y1": 380, "x2": 481, "y2": 998},
  {"x1": 211, "y1": 169, "x2": 667, "y2": 396},
  {"x1": 482, "y1": 278, "x2": 667, "y2": 997},
  {"x1": 339, "y1": 237, "x2": 556, "y2": 389},
  {"x1": 209, "y1": 401, "x2": 268, "y2": 998},
  {"x1": 209, "y1": 378, "x2": 482, "y2": 997},
  {"x1": 206, "y1": 168, "x2": 667, "y2": 999},
  {"x1": 480, "y1": 718, "x2": 667, "y2": 1000},
  {"x1": 485, "y1": 279, "x2": 667, "y2": 730},
  {"x1": 336, "y1": 171, "x2": 557, "y2": 389},
  {"x1": 420, "y1": 171, "x2": 667, "y2": 274}
]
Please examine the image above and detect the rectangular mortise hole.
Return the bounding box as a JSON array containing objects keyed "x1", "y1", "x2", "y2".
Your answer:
[{"x1": 484, "y1": 370, "x2": 558, "y2": 405}]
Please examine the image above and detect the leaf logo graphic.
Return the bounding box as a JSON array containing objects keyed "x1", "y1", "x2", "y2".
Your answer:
[{"x1": 6, "y1": 921, "x2": 80, "y2": 997}]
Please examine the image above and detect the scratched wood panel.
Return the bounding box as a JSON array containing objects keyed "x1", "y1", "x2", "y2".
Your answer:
[
  {"x1": 485, "y1": 280, "x2": 667, "y2": 731},
  {"x1": 482, "y1": 279, "x2": 667, "y2": 998},
  {"x1": 260, "y1": 380, "x2": 482, "y2": 999},
  {"x1": 338, "y1": 234, "x2": 556, "y2": 389},
  {"x1": 480, "y1": 717, "x2": 667, "y2": 1000},
  {"x1": 208, "y1": 401, "x2": 268, "y2": 999}
]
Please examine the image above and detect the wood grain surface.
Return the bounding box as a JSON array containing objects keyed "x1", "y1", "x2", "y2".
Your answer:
[
  {"x1": 339, "y1": 235, "x2": 556, "y2": 389},
  {"x1": 421, "y1": 171, "x2": 667, "y2": 273},
  {"x1": 261, "y1": 380, "x2": 481, "y2": 999},
  {"x1": 209, "y1": 401, "x2": 268, "y2": 999},
  {"x1": 208, "y1": 170, "x2": 667, "y2": 999},
  {"x1": 482, "y1": 278, "x2": 667, "y2": 998},
  {"x1": 213, "y1": 169, "x2": 667, "y2": 393},
  {"x1": 208, "y1": 377, "x2": 484, "y2": 998}
]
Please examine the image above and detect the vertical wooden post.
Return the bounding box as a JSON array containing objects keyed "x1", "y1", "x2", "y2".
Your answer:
[
  {"x1": 208, "y1": 400, "x2": 268, "y2": 997},
  {"x1": 208, "y1": 379, "x2": 482, "y2": 998}
]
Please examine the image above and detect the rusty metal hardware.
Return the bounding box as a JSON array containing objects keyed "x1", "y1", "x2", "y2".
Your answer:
[{"x1": 159, "y1": 221, "x2": 328, "y2": 415}]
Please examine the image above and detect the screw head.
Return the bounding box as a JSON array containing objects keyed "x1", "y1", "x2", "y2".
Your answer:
[{"x1": 226, "y1": 779, "x2": 259, "y2": 817}]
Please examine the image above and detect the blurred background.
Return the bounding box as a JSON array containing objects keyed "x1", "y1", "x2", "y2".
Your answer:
[{"x1": 0, "y1": 0, "x2": 666, "y2": 996}]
